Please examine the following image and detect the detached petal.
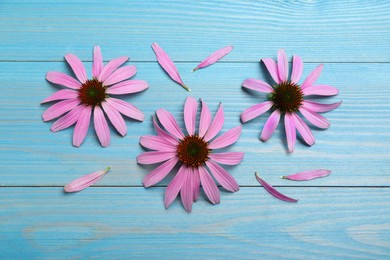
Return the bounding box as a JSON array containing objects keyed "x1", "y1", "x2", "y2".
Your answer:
[
  {"x1": 183, "y1": 96, "x2": 198, "y2": 136},
  {"x1": 206, "y1": 160, "x2": 239, "y2": 192},
  {"x1": 284, "y1": 113, "x2": 296, "y2": 153},
  {"x1": 73, "y1": 105, "x2": 92, "y2": 147},
  {"x1": 136, "y1": 151, "x2": 176, "y2": 165},
  {"x1": 93, "y1": 106, "x2": 110, "y2": 147},
  {"x1": 193, "y1": 45, "x2": 233, "y2": 71},
  {"x1": 291, "y1": 113, "x2": 315, "y2": 146},
  {"x1": 299, "y1": 107, "x2": 330, "y2": 129},
  {"x1": 107, "y1": 80, "x2": 149, "y2": 95},
  {"x1": 92, "y1": 46, "x2": 103, "y2": 78},
  {"x1": 262, "y1": 58, "x2": 280, "y2": 84},
  {"x1": 301, "y1": 64, "x2": 323, "y2": 90},
  {"x1": 282, "y1": 169, "x2": 331, "y2": 181},
  {"x1": 241, "y1": 101, "x2": 272, "y2": 123},
  {"x1": 209, "y1": 152, "x2": 244, "y2": 165},
  {"x1": 209, "y1": 125, "x2": 242, "y2": 149},
  {"x1": 290, "y1": 55, "x2": 303, "y2": 84},
  {"x1": 156, "y1": 109, "x2": 185, "y2": 139},
  {"x1": 41, "y1": 89, "x2": 79, "y2": 104},
  {"x1": 204, "y1": 103, "x2": 224, "y2": 142},
  {"x1": 103, "y1": 65, "x2": 137, "y2": 86},
  {"x1": 199, "y1": 166, "x2": 220, "y2": 204},
  {"x1": 180, "y1": 167, "x2": 194, "y2": 212},
  {"x1": 106, "y1": 98, "x2": 144, "y2": 122},
  {"x1": 46, "y1": 72, "x2": 81, "y2": 89},
  {"x1": 303, "y1": 85, "x2": 339, "y2": 96},
  {"x1": 98, "y1": 56, "x2": 129, "y2": 82},
  {"x1": 143, "y1": 157, "x2": 179, "y2": 187},
  {"x1": 164, "y1": 165, "x2": 187, "y2": 209},
  {"x1": 242, "y1": 78, "x2": 274, "y2": 93},
  {"x1": 64, "y1": 54, "x2": 88, "y2": 83},
  {"x1": 260, "y1": 110, "x2": 281, "y2": 142},
  {"x1": 199, "y1": 99, "x2": 212, "y2": 138},
  {"x1": 64, "y1": 167, "x2": 110, "y2": 193},
  {"x1": 302, "y1": 100, "x2": 342, "y2": 113},
  {"x1": 255, "y1": 173, "x2": 298, "y2": 203},
  {"x1": 42, "y1": 98, "x2": 80, "y2": 122},
  {"x1": 277, "y1": 49, "x2": 288, "y2": 82}
]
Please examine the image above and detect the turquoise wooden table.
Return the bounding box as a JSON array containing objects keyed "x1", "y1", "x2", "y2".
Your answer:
[{"x1": 1, "y1": 1, "x2": 390, "y2": 259}]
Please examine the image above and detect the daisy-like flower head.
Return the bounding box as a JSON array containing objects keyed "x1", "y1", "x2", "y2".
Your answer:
[
  {"x1": 241, "y1": 49, "x2": 342, "y2": 152},
  {"x1": 41, "y1": 46, "x2": 149, "y2": 147},
  {"x1": 137, "y1": 97, "x2": 244, "y2": 212}
]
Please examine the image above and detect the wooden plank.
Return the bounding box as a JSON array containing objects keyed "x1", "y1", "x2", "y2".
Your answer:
[
  {"x1": 0, "y1": 1, "x2": 389, "y2": 62},
  {"x1": 0, "y1": 187, "x2": 389, "y2": 258},
  {"x1": 0, "y1": 62, "x2": 389, "y2": 186}
]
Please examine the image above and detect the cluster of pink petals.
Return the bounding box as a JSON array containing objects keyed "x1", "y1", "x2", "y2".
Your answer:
[
  {"x1": 241, "y1": 49, "x2": 341, "y2": 152},
  {"x1": 137, "y1": 97, "x2": 244, "y2": 212},
  {"x1": 42, "y1": 46, "x2": 148, "y2": 147}
]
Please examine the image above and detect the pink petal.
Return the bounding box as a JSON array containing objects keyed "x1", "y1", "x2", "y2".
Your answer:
[
  {"x1": 137, "y1": 151, "x2": 177, "y2": 165},
  {"x1": 105, "y1": 98, "x2": 144, "y2": 122},
  {"x1": 152, "y1": 116, "x2": 179, "y2": 145},
  {"x1": 183, "y1": 96, "x2": 198, "y2": 136},
  {"x1": 156, "y1": 109, "x2": 185, "y2": 139},
  {"x1": 192, "y1": 168, "x2": 200, "y2": 202},
  {"x1": 290, "y1": 55, "x2": 303, "y2": 84},
  {"x1": 198, "y1": 166, "x2": 220, "y2": 204},
  {"x1": 284, "y1": 113, "x2": 296, "y2": 153},
  {"x1": 242, "y1": 78, "x2": 274, "y2": 93},
  {"x1": 208, "y1": 152, "x2": 244, "y2": 165},
  {"x1": 46, "y1": 72, "x2": 81, "y2": 89},
  {"x1": 143, "y1": 157, "x2": 179, "y2": 187},
  {"x1": 93, "y1": 106, "x2": 110, "y2": 147},
  {"x1": 209, "y1": 125, "x2": 242, "y2": 149},
  {"x1": 180, "y1": 167, "x2": 194, "y2": 212},
  {"x1": 139, "y1": 135, "x2": 176, "y2": 151},
  {"x1": 106, "y1": 80, "x2": 149, "y2": 95},
  {"x1": 73, "y1": 105, "x2": 92, "y2": 147},
  {"x1": 277, "y1": 49, "x2": 288, "y2": 82},
  {"x1": 64, "y1": 167, "x2": 110, "y2": 193},
  {"x1": 50, "y1": 105, "x2": 83, "y2": 132},
  {"x1": 302, "y1": 100, "x2": 342, "y2": 113},
  {"x1": 42, "y1": 98, "x2": 80, "y2": 122},
  {"x1": 98, "y1": 56, "x2": 129, "y2": 83},
  {"x1": 260, "y1": 110, "x2": 281, "y2": 142},
  {"x1": 151, "y1": 43, "x2": 190, "y2": 91},
  {"x1": 303, "y1": 85, "x2": 339, "y2": 96},
  {"x1": 291, "y1": 113, "x2": 315, "y2": 146},
  {"x1": 262, "y1": 58, "x2": 280, "y2": 84},
  {"x1": 255, "y1": 173, "x2": 298, "y2": 203},
  {"x1": 206, "y1": 160, "x2": 239, "y2": 192},
  {"x1": 41, "y1": 89, "x2": 79, "y2": 104},
  {"x1": 101, "y1": 101, "x2": 127, "y2": 136},
  {"x1": 240, "y1": 101, "x2": 273, "y2": 123},
  {"x1": 103, "y1": 65, "x2": 137, "y2": 86},
  {"x1": 92, "y1": 46, "x2": 103, "y2": 79},
  {"x1": 192, "y1": 45, "x2": 233, "y2": 71},
  {"x1": 299, "y1": 107, "x2": 330, "y2": 129},
  {"x1": 282, "y1": 169, "x2": 331, "y2": 181},
  {"x1": 164, "y1": 165, "x2": 187, "y2": 209},
  {"x1": 301, "y1": 64, "x2": 323, "y2": 90},
  {"x1": 64, "y1": 54, "x2": 88, "y2": 83},
  {"x1": 203, "y1": 103, "x2": 224, "y2": 142},
  {"x1": 198, "y1": 99, "x2": 212, "y2": 138}
]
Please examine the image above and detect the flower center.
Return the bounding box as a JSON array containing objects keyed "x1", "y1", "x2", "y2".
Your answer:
[
  {"x1": 271, "y1": 81, "x2": 303, "y2": 112},
  {"x1": 177, "y1": 135, "x2": 210, "y2": 167},
  {"x1": 78, "y1": 79, "x2": 107, "y2": 106}
]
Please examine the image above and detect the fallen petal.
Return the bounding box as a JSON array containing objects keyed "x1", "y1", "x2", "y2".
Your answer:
[
  {"x1": 192, "y1": 45, "x2": 233, "y2": 71},
  {"x1": 64, "y1": 167, "x2": 110, "y2": 192},
  {"x1": 255, "y1": 172, "x2": 298, "y2": 203},
  {"x1": 282, "y1": 169, "x2": 331, "y2": 181}
]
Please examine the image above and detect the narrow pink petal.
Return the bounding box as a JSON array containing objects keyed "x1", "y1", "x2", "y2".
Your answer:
[
  {"x1": 42, "y1": 98, "x2": 80, "y2": 122},
  {"x1": 101, "y1": 101, "x2": 127, "y2": 136},
  {"x1": 299, "y1": 107, "x2": 330, "y2": 129},
  {"x1": 261, "y1": 58, "x2": 280, "y2": 84},
  {"x1": 209, "y1": 125, "x2": 242, "y2": 149},
  {"x1": 98, "y1": 56, "x2": 129, "y2": 82},
  {"x1": 46, "y1": 72, "x2": 81, "y2": 89},
  {"x1": 199, "y1": 99, "x2": 211, "y2": 138},
  {"x1": 284, "y1": 113, "x2": 296, "y2": 153},
  {"x1": 277, "y1": 49, "x2": 288, "y2": 82},
  {"x1": 302, "y1": 100, "x2": 342, "y2": 113},
  {"x1": 242, "y1": 78, "x2": 274, "y2": 93},
  {"x1": 50, "y1": 105, "x2": 82, "y2": 132},
  {"x1": 290, "y1": 55, "x2": 303, "y2": 83},
  {"x1": 93, "y1": 106, "x2": 110, "y2": 147},
  {"x1": 64, "y1": 167, "x2": 110, "y2": 192},
  {"x1": 255, "y1": 173, "x2": 298, "y2": 203},
  {"x1": 106, "y1": 80, "x2": 149, "y2": 95},
  {"x1": 260, "y1": 110, "x2": 281, "y2": 142},
  {"x1": 303, "y1": 85, "x2": 339, "y2": 96},
  {"x1": 291, "y1": 113, "x2": 315, "y2": 146},
  {"x1": 156, "y1": 109, "x2": 185, "y2": 139},
  {"x1": 193, "y1": 45, "x2": 233, "y2": 71},
  {"x1": 301, "y1": 64, "x2": 323, "y2": 90},
  {"x1": 198, "y1": 166, "x2": 220, "y2": 204},
  {"x1": 103, "y1": 65, "x2": 137, "y2": 86},
  {"x1": 64, "y1": 54, "x2": 88, "y2": 83},
  {"x1": 151, "y1": 43, "x2": 190, "y2": 91},
  {"x1": 139, "y1": 135, "x2": 176, "y2": 151},
  {"x1": 41, "y1": 89, "x2": 79, "y2": 103},
  {"x1": 240, "y1": 101, "x2": 273, "y2": 123},
  {"x1": 92, "y1": 46, "x2": 103, "y2": 79},
  {"x1": 105, "y1": 98, "x2": 144, "y2": 122},
  {"x1": 282, "y1": 169, "x2": 331, "y2": 181},
  {"x1": 203, "y1": 103, "x2": 224, "y2": 142},
  {"x1": 152, "y1": 116, "x2": 179, "y2": 145},
  {"x1": 206, "y1": 160, "x2": 239, "y2": 192},
  {"x1": 136, "y1": 151, "x2": 176, "y2": 165},
  {"x1": 192, "y1": 168, "x2": 200, "y2": 202},
  {"x1": 143, "y1": 157, "x2": 179, "y2": 187},
  {"x1": 73, "y1": 105, "x2": 92, "y2": 147},
  {"x1": 183, "y1": 96, "x2": 198, "y2": 136},
  {"x1": 164, "y1": 165, "x2": 187, "y2": 209},
  {"x1": 208, "y1": 152, "x2": 244, "y2": 165},
  {"x1": 180, "y1": 167, "x2": 194, "y2": 212}
]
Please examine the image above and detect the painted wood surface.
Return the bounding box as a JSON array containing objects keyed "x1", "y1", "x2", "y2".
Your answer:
[{"x1": 0, "y1": 0, "x2": 389, "y2": 259}]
